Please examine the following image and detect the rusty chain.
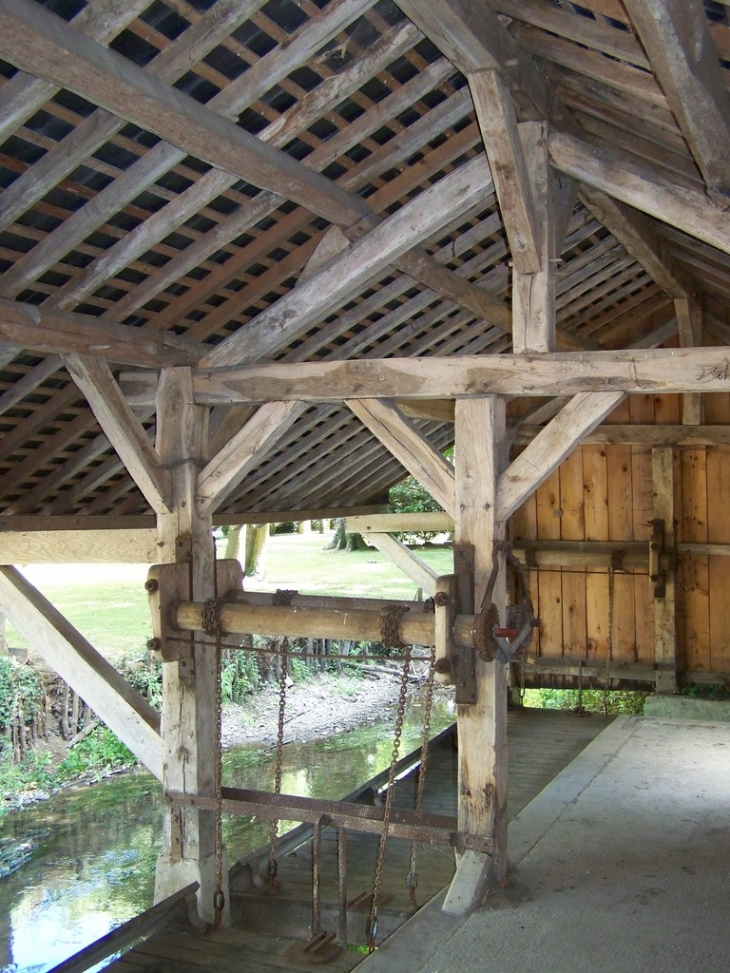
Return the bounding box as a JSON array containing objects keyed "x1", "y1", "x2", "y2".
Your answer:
[
  {"x1": 380, "y1": 605, "x2": 410, "y2": 649},
  {"x1": 272, "y1": 588, "x2": 298, "y2": 606},
  {"x1": 407, "y1": 652, "x2": 436, "y2": 909},
  {"x1": 267, "y1": 636, "x2": 289, "y2": 894},
  {"x1": 367, "y1": 645, "x2": 412, "y2": 951},
  {"x1": 201, "y1": 597, "x2": 226, "y2": 927}
]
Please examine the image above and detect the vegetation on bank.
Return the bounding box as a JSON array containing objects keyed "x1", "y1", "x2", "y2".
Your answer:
[{"x1": 523, "y1": 687, "x2": 648, "y2": 715}]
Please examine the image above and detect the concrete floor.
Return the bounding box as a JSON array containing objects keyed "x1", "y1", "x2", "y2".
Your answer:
[{"x1": 359, "y1": 716, "x2": 730, "y2": 973}]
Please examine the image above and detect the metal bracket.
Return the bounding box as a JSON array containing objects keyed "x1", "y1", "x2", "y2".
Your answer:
[
  {"x1": 649, "y1": 518, "x2": 667, "y2": 598},
  {"x1": 437, "y1": 543, "x2": 477, "y2": 705},
  {"x1": 474, "y1": 542, "x2": 539, "y2": 664}
]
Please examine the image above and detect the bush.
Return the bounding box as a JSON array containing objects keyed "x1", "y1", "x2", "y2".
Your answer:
[
  {"x1": 58, "y1": 727, "x2": 136, "y2": 783},
  {"x1": 523, "y1": 687, "x2": 648, "y2": 715},
  {"x1": 220, "y1": 651, "x2": 260, "y2": 702}
]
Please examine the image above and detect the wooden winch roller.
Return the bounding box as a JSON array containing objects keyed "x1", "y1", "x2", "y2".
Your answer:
[{"x1": 145, "y1": 558, "x2": 539, "y2": 705}]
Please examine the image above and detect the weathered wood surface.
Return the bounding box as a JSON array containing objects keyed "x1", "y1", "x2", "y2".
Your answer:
[
  {"x1": 189, "y1": 348, "x2": 730, "y2": 403},
  {"x1": 446, "y1": 397, "x2": 508, "y2": 913},
  {"x1": 0, "y1": 528, "x2": 159, "y2": 564},
  {"x1": 549, "y1": 132, "x2": 730, "y2": 256},
  {"x1": 622, "y1": 0, "x2": 730, "y2": 207},
  {"x1": 347, "y1": 399, "x2": 456, "y2": 517},
  {"x1": 153, "y1": 367, "x2": 225, "y2": 922},
  {"x1": 65, "y1": 355, "x2": 172, "y2": 515},
  {"x1": 0, "y1": 299, "x2": 204, "y2": 367}
]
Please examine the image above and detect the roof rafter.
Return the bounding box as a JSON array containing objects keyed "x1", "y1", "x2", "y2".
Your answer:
[
  {"x1": 622, "y1": 0, "x2": 730, "y2": 207},
  {"x1": 0, "y1": 0, "x2": 371, "y2": 228},
  {"x1": 549, "y1": 132, "x2": 730, "y2": 257},
  {"x1": 0, "y1": 299, "x2": 205, "y2": 367}
]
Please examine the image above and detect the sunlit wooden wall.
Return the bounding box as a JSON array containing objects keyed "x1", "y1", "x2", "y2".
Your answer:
[{"x1": 512, "y1": 392, "x2": 730, "y2": 684}]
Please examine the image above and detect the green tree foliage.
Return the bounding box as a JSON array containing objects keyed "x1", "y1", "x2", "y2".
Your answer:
[{"x1": 389, "y1": 472, "x2": 446, "y2": 544}]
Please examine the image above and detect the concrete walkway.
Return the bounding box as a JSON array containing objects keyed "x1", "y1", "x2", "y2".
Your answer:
[{"x1": 359, "y1": 716, "x2": 730, "y2": 973}]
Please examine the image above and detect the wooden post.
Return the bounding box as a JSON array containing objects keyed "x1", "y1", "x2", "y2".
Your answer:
[
  {"x1": 443, "y1": 396, "x2": 508, "y2": 914},
  {"x1": 653, "y1": 447, "x2": 677, "y2": 693},
  {"x1": 0, "y1": 611, "x2": 7, "y2": 655},
  {"x1": 153, "y1": 367, "x2": 230, "y2": 925}
]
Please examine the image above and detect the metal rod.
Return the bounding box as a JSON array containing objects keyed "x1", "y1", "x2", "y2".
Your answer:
[
  {"x1": 312, "y1": 815, "x2": 325, "y2": 937},
  {"x1": 337, "y1": 828, "x2": 348, "y2": 948},
  {"x1": 166, "y1": 787, "x2": 494, "y2": 854}
]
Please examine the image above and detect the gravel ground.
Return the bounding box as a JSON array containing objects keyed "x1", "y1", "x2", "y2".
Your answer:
[{"x1": 221, "y1": 671, "x2": 406, "y2": 748}]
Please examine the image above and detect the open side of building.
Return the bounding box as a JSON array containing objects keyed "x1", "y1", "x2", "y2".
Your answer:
[{"x1": 0, "y1": 0, "x2": 729, "y2": 963}]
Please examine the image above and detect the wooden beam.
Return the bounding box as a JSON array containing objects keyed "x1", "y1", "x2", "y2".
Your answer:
[
  {"x1": 395, "y1": 0, "x2": 548, "y2": 117},
  {"x1": 0, "y1": 505, "x2": 389, "y2": 534},
  {"x1": 197, "y1": 402, "x2": 305, "y2": 515},
  {"x1": 0, "y1": 0, "x2": 269, "y2": 236},
  {"x1": 364, "y1": 532, "x2": 439, "y2": 597},
  {"x1": 498, "y1": 391, "x2": 624, "y2": 522},
  {"x1": 0, "y1": 299, "x2": 204, "y2": 367},
  {"x1": 515, "y1": 425, "x2": 730, "y2": 448},
  {"x1": 445, "y1": 396, "x2": 508, "y2": 914},
  {"x1": 0, "y1": 529, "x2": 158, "y2": 563},
  {"x1": 622, "y1": 0, "x2": 730, "y2": 207},
  {"x1": 0, "y1": 0, "x2": 370, "y2": 228},
  {"x1": 0, "y1": 566, "x2": 161, "y2": 778},
  {"x1": 578, "y1": 188, "x2": 692, "y2": 300},
  {"x1": 347, "y1": 399, "x2": 455, "y2": 517},
  {"x1": 511, "y1": 120, "x2": 556, "y2": 352},
  {"x1": 200, "y1": 155, "x2": 494, "y2": 367},
  {"x1": 549, "y1": 131, "x2": 730, "y2": 257},
  {"x1": 189, "y1": 348, "x2": 730, "y2": 403},
  {"x1": 392, "y1": 247, "x2": 511, "y2": 333},
  {"x1": 470, "y1": 70, "x2": 540, "y2": 275},
  {"x1": 347, "y1": 512, "x2": 453, "y2": 534},
  {"x1": 0, "y1": 0, "x2": 149, "y2": 142},
  {"x1": 64, "y1": 355, "x2": 172, "y2": 514},
  {"x1": 675, "y1": 297, "x2": 704, "y2": 425},
  {"x1": 652, "y1": 447, "x2": 677, "y2": 692}
]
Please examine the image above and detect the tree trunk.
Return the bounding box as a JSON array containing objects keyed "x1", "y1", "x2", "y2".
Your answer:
[
  {"x1": 245, "y1": 524, "x2": 269, "y2": 577},
  {"x1": 224, "y1": 524, "x2": 244, "y2": 562},
  {"x1": 325, "y1": 518, "x2": 367, "y2": 551}
]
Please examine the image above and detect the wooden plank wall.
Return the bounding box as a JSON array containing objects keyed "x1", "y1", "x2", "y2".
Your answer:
[{"x1": 512, "y1": 392, "x2": 730, "y2": 683}]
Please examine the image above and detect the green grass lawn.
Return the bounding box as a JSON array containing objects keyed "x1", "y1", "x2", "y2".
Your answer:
[{"x1": 7, "y1": 533, "x2": 454, "y2": 661}]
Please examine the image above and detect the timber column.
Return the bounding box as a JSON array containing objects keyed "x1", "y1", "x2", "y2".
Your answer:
[
  {"x1": 444, "y1": 396, "x2": 509, "y2": 914},
  {"x1": 153, "y1": 367, "x2": 229, "y2": 923}
]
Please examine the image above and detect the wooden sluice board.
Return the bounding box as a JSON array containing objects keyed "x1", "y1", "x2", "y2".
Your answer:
[{"x1": 105, "y1": 708, "x2": 613, "y2": 973}]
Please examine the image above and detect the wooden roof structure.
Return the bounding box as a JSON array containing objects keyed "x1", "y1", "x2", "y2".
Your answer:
[
  {"x1": 0, "y1": 0, "x2": 728, "y2": 527},
  {"x1": 2, "y1": 0, "x2": 730, "y2": 932}
]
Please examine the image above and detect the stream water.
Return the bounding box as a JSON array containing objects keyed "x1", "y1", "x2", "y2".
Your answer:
[{"x1": 0, "y1": 697, "x2": 455, "y2": 973}]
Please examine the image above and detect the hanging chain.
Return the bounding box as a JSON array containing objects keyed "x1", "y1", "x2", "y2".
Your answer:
[
  {"x1": 267, "y1": 636, "x2": 289, "y2": 894},
  {"x1": 201, "y1": 593, "x2": 226, "y2": 928},
  {"x1": 407, "y1": 652, "x2": 436, "y2": 909},
  {"x1": 367, "y1": 646, "x2": 412, "y2": 952},
  {"x1": 605, "y1": 562, "x2": 616, "y2": 715}
]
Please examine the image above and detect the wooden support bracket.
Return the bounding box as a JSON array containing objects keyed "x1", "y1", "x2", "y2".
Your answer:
[{"x1": 146, "y1": 558, "x2": 244, "y2": 675}]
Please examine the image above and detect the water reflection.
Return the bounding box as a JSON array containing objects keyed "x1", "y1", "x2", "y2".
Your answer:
[{"x1": 0, "y1": 697, "x2": 454, "y2": 972}]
